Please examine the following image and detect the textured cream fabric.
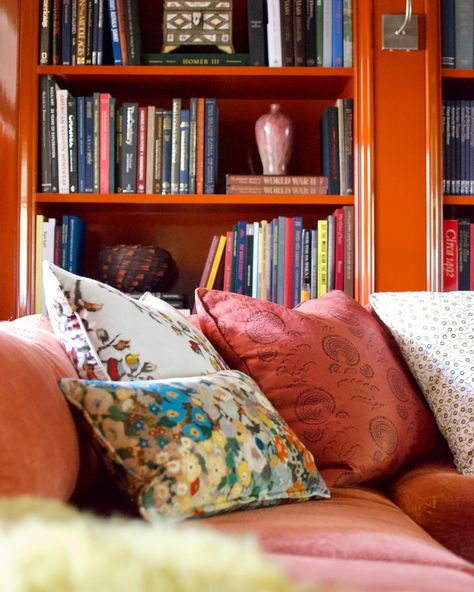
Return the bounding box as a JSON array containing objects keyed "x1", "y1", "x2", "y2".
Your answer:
[{"x1": 369, "y1": 291, "x2": 474, "y2": 475}]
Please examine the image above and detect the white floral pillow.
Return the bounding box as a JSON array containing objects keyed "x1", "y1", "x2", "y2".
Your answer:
[
  {"x1": 369, "y1": 291, "x2": 474, "y2": 475},
  {"x1": 43, "y1": 262, "x2": 228, "y2": 381}
]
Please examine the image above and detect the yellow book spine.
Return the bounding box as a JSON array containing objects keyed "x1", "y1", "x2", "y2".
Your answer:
[
  {"x1": 206, "y1": 235, "x2": 227, "y2": 289},
  {"x1": 317, "y1": 219, "x2": 328, "y2": 298},
  {"x1": 35, "y1": 215, "x2": 45, "y2": 314}
]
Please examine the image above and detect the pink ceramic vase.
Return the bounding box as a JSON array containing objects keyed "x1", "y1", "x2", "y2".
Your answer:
[{"x1": 255, "y1": 103, "x2": 294, "y2": 175}]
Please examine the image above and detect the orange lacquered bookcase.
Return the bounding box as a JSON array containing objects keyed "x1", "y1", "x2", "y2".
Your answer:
[{"x1": 3, "y1": 0, "x2": 453, "y2": 320}]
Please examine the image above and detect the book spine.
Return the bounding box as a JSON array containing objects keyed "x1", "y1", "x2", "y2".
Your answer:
[
  {"x1": 179, "y1": 109, "x2": 190, "y2": 194},
  {"x1": 441, "y1": 0, "x2": 455, "y2": 68},
  {"x1": 61, "y1": 214, "x2": 70, "y2": 269},
  {"x1": 321, "y1": 105, "x2": 340, "y2": 194},
  {"x1": 206, "y1": 235, "x2": 227, "y2": 289},
  {"x1": 266, "y1": 0, "x2": 283, "y2": 67},
  {"x1": 471, "y1": 223, "x2": 474, "y2": 289},
  {"x1": 336, "y1": 98, "x2": 346, "y2": 194},
  {"x1": 333, "y1": 207, "x2": 344, "y2": 290},
  {"x1": 109, "y1": 97, "x2": 116, "y2": 192},
  {"x1": 115, "y1": 0, "x2": 128, "y2": 65},
  {"x1": 68, "y1": 215, "x2": 85, "y2": 274},
  {"x1": 35, "y1": 215, "x2": 45, "y2": 313},
  {"x1": 145, "y1": 105, "x2": 156, "y2": 194},
  {"x1": 326, "y1": 213, "x2": 336, "y2": 291},
  {"x1": 247, "y1": 0, "x2": 266, "y2": 66},
  {"x1": 99, "y1": 93, "x2": 111, "y2": 193},
  {"x1": 39, "y1": 0, "x2": 51, "y2": 64},
  {"x1": 97, "y1": 0, "x2": 105, "y2": 64},
  {"x1": 143, "y1": 53, "x2": 251, "y2": 66},
  {"x1": 120, "y1": 102, "x2": 138, "y2": 192},
  {"x1": 281, "y1": 0, "x2": 294, "y2": 67},
  {"x1": 85, "y1": 0, "x2": 94, "y2": 64},
  {"x1": 230, "y1": 223, "x2": 239, "y2": 292},
  {"x1": 342, "y1": 0, "x2": 352, "y2": 67},
  {"x1": 61, "y1": 0, "x2": 72, "y2": 64},
  {"x1": 252, "y1": 221, "x2": 260, "y2": 298},
  {"x1": 153, "y1": 108, "x2": 163, "y2": 193},
  {"x1": 84, "y1": 96, "x2": 94, "y2": 192},
  {"x1": 223, "y1": 230, "x2": 234, "y2": 292},
  {"x1": 195, "y1": 97, "x2": 206, "y2": 194},
  {"x1": 305, "y1": 0, "x2": 316, "y2": 66},
  {"x1": 56, "y1": 88, "x2": 70, "y2": 193},
  {"x1": 226, "y1": 174, "x2": 328, "y2": 186},
  {"x1": 92, "y1": 92, "x2": 100, "y2": 192},
  {"x1": 76, "y1": 0, "x2": 88, "y2": 65},
  {"x1": 188, "y1": 98, "x2": 198, "y2": 194},
  {"x1": 66, "y1": 91, "x2": 78, "y2": 192},
  {"x1": 226, "y1": 184, "x2": 327, "y2": 195},
  {"x1": 271, "y1": 218, "x2": 279, "y2": 302},
  {"x1": 443, "y1": 218, "x2": 458, "y2": 291},
  {"x1": 310, "y1": 228, "x2": 318, "y2": 298},
  {"x1": 292, "y1": 216, "x2": 303, "y2": 306},
  {"x1": 136, "y1": 105, "x2": 147, "y2": 193},
  {"x1": 47, "y1": 79, "x2": 59, "y2": 192},
  {"x1": 170, "y1": 98, "x2": 182, "y2": 194},
  {"x1": 457, "y1": 217, "x2": 471, "y2": 289},
  {"x1": 471, "y1": 102, "x2": 474, "y2": 195},
  {"x1": 76, "y1": 96, "x2": 86, "y2": 193},
  {"x1": 122, "y1": 0, "x2": 142, "y2": 65},
  {"x1": 235, "y1": 221, "x2": 248, "y2": 294},
  {"x1": 343, "y1": 98, "x2": 354, "y2": 194},
  {"x1": 161, "y1": 109, "x2": 172, "y2": 194},
  {"x1": 322, "y1": 0, "x2": 332, "y2": 67},
  {"x1": 283, "y1": 217, "x2": 293, "y2": 307},
  {"x1": 106, "y1": 0, "x2": 123, "y2": 64},
  {"x1": 276, "y1": 216, "x2": 286, "y2": 304},
  {"x1": 332, "y1": 0, "x2": 343, "y2": 67},
  {"x1": 244, "y1": 223, "x2": 254, "y2": 296},
  {"x1": 301, "y1": 228, "x2": 312, "y2": 300},
  {"x1": 91, "y1": 0, "x2": 99, "y2": 64},
  {"x1": 342, "y1": 204, "x2": 354, "y2": 297},
  {"x1": 204, "y1": 98, "x2": 217, "y2": 194},
  {"x1": 115, "y1": 106, "x2": 123, "y2": 191},
  {"x1": 315, "y1": 0, "x2": 324, "y2": 66},
  {"x1": 39, "y1": 76, "x2": 52, "y2": 192},
  {"x1": 293, "y1": 0, "x2": 305, "y2": 66},
  {"x1": 455, "y1": 0, "x2": 474, "y2": 69},
  {"x1": 52, "y1": 0, "x2": 62, "y2": 64},
  {"x1": 317, "y1": 219, "x2": 328, "y2": 297},
  {"x1": 198, "y1": 235, "x2": 220, "y2": 288},
  {"x1": 70, "y1": 0, "x2": 78, "y2": 64}
]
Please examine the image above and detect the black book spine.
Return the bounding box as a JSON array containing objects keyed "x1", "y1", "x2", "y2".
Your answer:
[
  {"x1": 441, "y1": 0, "x2": 455, "y2": 68},
  {"x1": 66, "y1": 91, "x2": 78, "y2": 192},
  {"x1": 51, "y1": 0, "x2": 62, "y2": 64},
  {"x1": 247, "y1": 0, "x2": 266, "y2": 66},
  {"x1": 293, "y1": 0, "x2": 305, "y2": 66},
  {"x1": 39, "y1": 76, "x2": 52, "y2": 191},
  {"x1": 48, "y1": 77, "x2": 59, "y2": 192},
  {"x1": 61, "y1": 0, "x2": 72, "y2": 64},
  {"x1": 123, "y1": 0, "x2": 142, "y2": 65},
  {"x1": 39, "y1": 0, "x2": 52, "y2": 64},
  {"x1": 321, "y1": 106, "x2": 340, "y2": 195},
  {"x1": 280, "y1": 0, "x2": 294, "y2": 66},
  {"x1": 85, "y1": 0, "x2": 94, "y2": 64},
  {"x1": 120, "y1": 102, "x2": 138, "y2": 193},
  {"x1": 305, "y1": 0, "x2": 316, "y2": 66},
  {"x1": 457, "y1": 218, "x2": 471, "y2": 289}
]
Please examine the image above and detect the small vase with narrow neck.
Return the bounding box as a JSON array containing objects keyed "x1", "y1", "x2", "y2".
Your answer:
[{"x1": 255, "y1": 103, "x2": 294, "y2": 175}]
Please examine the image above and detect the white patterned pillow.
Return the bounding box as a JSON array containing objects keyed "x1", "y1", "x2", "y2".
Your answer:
[
  {"x1": 369, "y1": 291, "x2": 474, "y2": 475},
  {"x1": 43, "y1": 261, "x2": 228, "y2": 381}
]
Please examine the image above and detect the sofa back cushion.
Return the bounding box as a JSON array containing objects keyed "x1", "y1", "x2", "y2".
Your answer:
[
  {"x1": 195, "y1": 289, "x2": 443, "y2": 487},
  {"x1": 0, "y1": 317, "x2": 81, "y2": 499}
]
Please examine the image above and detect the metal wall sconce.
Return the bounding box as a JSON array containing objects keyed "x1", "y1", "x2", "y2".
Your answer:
[{"x1": 382, "y1": 0, "x2": 419, "y2": 51}]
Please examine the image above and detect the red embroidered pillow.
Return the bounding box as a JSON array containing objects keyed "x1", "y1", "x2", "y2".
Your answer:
[{"x1": 195, "y1": 289, "x2": 443, "y2": 486}]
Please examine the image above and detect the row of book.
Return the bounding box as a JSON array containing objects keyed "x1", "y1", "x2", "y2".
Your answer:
[
  {"x1": 443, "y1": 217, "x2": 474, "y2": 291},
  {"x1": 442, "y1": 99, "x2": 474, "y2": 195},
  {"x1": 252, "y1": 0, "x2": 353, "y2": 68},
  {"x1": 197, "y1": 206, "x2": 354, "y2": 308},
  {"x1": 35, "y1": 214, "x2": 86, "y2": 312},
  {"x1": 441, "y1": 0, "x2": 474, "y2": 69},
  {"x1": 321, "y1": 98, "x2": 354, "y2": 195},
  {"x1": 39, "y1": 0, "x2": 141, "y2": 66},
  {"x1": 39, "y1": 76, "x2": 219, "y2": 194}
]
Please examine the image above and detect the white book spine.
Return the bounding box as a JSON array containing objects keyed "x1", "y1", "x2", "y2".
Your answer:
[
  {"x1": 56, "y1": 88, "x2": 70, "y2": 194},
  {"x1": 323, "y1": 0, "x2": 333, "y2": 67},
  {"x1": 266, "y1": 0, "x2": 283, "y2": 67}
]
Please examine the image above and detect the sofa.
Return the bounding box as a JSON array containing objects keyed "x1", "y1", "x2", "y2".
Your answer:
[{"x1": 1, "y1": 278, "x2": 474, "y2": 591}]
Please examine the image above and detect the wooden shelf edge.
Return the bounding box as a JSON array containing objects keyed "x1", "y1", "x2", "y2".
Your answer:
[
  {"x1": 443, "y1": 196, "x2": 474, "y2": 206},
  {"x1": 441, "y1": 68, "x2": 474, "y2": 78},
  {"x1": 35, "y1": 193, "x2": 355, "y2": 206}
]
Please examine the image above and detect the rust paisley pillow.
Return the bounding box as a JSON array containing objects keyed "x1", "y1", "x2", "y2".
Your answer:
[
  {"x1": 60, "y1": 370, "x2": 329, "y2": 520},
  {"x1": 195, "y1": 289, "x2": 443, "y2": 487},
  {"x1": 43, "y1": 262, "x2": 227, "y2": 381}
]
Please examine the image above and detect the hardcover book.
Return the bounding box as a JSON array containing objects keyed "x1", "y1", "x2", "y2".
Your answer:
[
  {"x1": 143, "y1": 53, "x2": 250, "y2": 66},
  {"x1": 247, "y1": 0, "x2": 266, "y2": 66}
]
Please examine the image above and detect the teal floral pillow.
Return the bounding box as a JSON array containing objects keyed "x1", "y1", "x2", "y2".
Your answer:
[{"x1": 60, "y1": 370, "x2": 330, "y2": 520}]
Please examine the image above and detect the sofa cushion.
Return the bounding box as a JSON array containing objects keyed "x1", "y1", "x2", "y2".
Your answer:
[
  {"x1": 369, "y1": 291, "x2": 474, "y2": 475},
  {"x1": 59, "y1": 370, "x2": 329, "y2": 520},
  {"x1": 195, "y1": 289, "x2": 442, "y2": 486},
  {"x1": 43, "y1": 261, "x2": 227, "y2": 382},
  {"x1": 0, "y1": 318, "x2": 80, "y2": 499},
  {"x1": 388, "y1": 458, "x2": 474, "y2": 564}
]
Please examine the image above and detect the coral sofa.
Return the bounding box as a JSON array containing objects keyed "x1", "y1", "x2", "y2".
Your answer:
[{"x1": 1, "y1": 308, "x2": 474, "y2": 592}]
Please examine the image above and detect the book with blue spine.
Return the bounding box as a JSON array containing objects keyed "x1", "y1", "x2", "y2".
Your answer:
[
  {"x1": 188, "y1": 98, "x2": 198, "y2": 194},
  {"x1": 61, "y1": 0, "x2": 73, "y2": 64},
  {"x1": 161, "y1": 109, "x2": 172, "y2": 194},
  {"x1": 204, "y1": 98, "x2": 218, "y2": 194},
  {"x1": 106, "y1": 0, "x2": 123, "y2": 65},
  {"x1": 292, "y1": 216, "x2": 303, "y2": 306},
  {"x1": 170, "y1": 98, "x2": 182, "y2": 194},
  {"x1": 321, "y1": 105, "x2": 340, "y2": 194},
  {"x1": 68, "y1": 215, "x2": 86, "y2": 274},
  {"x1": 84, "y1": 96, "x2": 94, "y2": 192},
  {"x1": 76, "y1": 96, "x2": 86, "y2": 193},
  {"x1": 179, "y1": 109, "x2": 190, "y2": 194},
  {"x1": 234, "y1": 220, "x2": 248, "y2": 295},
  {"x1": 332, "y1": 0, "x2": 343, "y2": 67},
  {"x1": 39, "y1": 76, "x2": 53, "y2": 192},
  {"x1": 441, "y1": 0, "x2": 455, "y2": 68}
]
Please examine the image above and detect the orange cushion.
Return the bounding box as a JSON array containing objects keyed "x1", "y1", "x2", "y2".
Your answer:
[
  {"x1": 0, "y1": 316, "x2": 81, "y2": 499},
  {"x1": 388, "y1": 458, "x2": 474, "y2": 564},
  {"x1": 195, "y1": 289, "x2": 442, "y2": 487}
]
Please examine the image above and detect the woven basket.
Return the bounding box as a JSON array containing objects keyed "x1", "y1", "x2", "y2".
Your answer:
[{"x1": 98, "y1": 244, "x2": 176, "y2": 293}]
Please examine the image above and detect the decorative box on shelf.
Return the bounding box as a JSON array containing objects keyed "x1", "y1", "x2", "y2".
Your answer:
[{"x1": 162, "y1": 1, "x2": 234, "y2": 54}]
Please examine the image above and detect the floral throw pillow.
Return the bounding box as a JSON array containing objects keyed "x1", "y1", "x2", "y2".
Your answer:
[
  {"x1": 59, "y1": 370, "x2": 330, "y2": 520},
  {"x1": 43, "y1": 262, "x2": 227, "y2": 381},
  {"x1": 369, "y1": 291, "x2": 474, "y2": 475}
]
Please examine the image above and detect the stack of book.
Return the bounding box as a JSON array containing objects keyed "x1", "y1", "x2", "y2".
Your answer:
[
  {"x1": 442, "y1": 99, "x2": 474, "y2": 195},
  {"x1": 196, "y1": 206, "x2": 354, "y2": 307},
  {"x1": 321, "y1": 98, "x2": 354, "y2": 195},
  {"x1": 249, "y1": 0, "x2": 353, "y2": 67},
  {"x1": 39, "y1": 0, "x2": 141, "y2": 66},
  {"x1": 443, "y1": 217, "x2": 474, "y2": 291},
  {"x1": 226, "y1": 174, "x2": 328, "y2": 195},
  {"x1": 39, "y1": 76, "x2": 219, "y2": 194},
  {"x1": 35, "y1": 214, "x2": 86, "y2": 313}
]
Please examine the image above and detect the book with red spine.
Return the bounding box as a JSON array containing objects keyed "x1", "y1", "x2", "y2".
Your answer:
[
  {"x1": 443, "y1": 219, "x2": 458, "y2": 291},
  {"x1": 333, "y1": 207, "x2": 345, "y2": 291},
  {"x1": 136, "y1": 106, "x2": 147, "y2": 194},
  {"x1": 284, "y1": 216, "x2": 294, "y2": 308},
  {"x1": 223, "y1": 230, "x2": 234, "y2": 292},
  {"x1": 99, "y1": 93, "x2": 111, "y2": 194}
]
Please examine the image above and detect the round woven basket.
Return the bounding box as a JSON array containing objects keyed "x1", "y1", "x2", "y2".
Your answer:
[{"x1": 98, "y1": 244, "x2": 177, "y2": 293}]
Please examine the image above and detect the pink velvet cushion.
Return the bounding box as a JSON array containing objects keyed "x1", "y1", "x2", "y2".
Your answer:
[
  {"x1": 0, "y1": 316, "x2": 81, "y2": 499},
  {"x1": 388, "y1": 458, "x2": 474, "y2": 564},
  {"x1": 195, "y1": 289, "x2": 441, "y2": 486}
]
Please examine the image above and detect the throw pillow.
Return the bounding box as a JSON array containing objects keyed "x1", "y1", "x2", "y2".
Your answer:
[
  {"x1": 369, "y1": 291, "x2": 474, "y2": 475},
  {"x1": 195, "y1": 289, "x2": 442, "y2": 487},
  {"x1": 59, "y1": 370, "x2": 329, "y2": 520},
  {"x1": 43, "y1": 261, "x2": 227, "y2": 381}
]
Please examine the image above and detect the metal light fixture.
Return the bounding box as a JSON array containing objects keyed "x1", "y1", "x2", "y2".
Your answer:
[{"x1": 382, "y1": 0, "x2": 419, "y2": 51}]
